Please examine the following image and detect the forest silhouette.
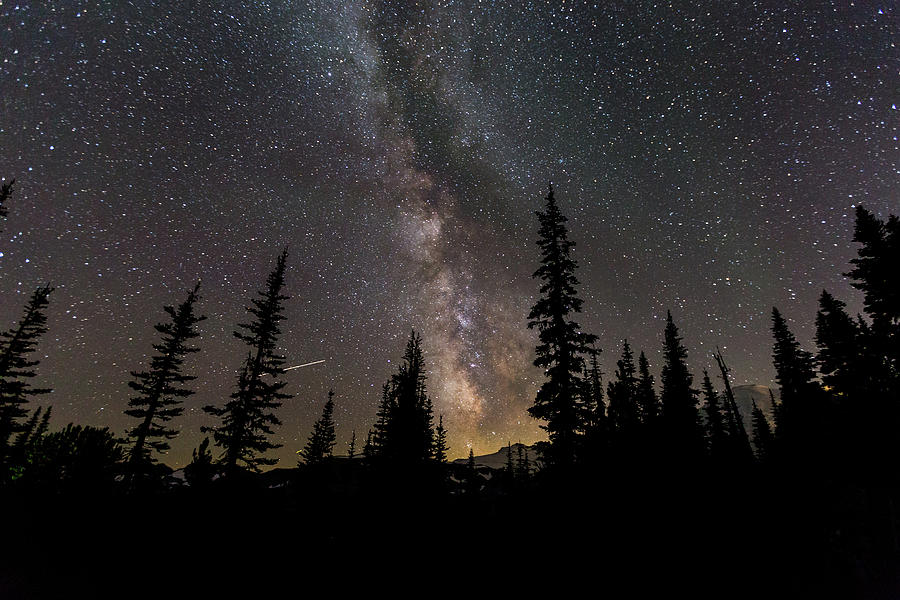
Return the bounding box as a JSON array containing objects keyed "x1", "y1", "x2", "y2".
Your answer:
[{"x1": 1, "y1": 179, "x2": 899, "y2": 596}]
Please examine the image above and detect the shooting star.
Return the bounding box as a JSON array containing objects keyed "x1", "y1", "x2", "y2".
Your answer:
[
  {"x1": 283, "y1": 360, "x2": 326, "y2": 371},
  {"x1": 261, "y1": 359, "x2": 326, "y2": 376}
]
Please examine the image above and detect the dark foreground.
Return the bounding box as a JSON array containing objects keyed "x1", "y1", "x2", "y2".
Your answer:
[{"x1": 3, "y1": 462, "x2": 899, "y2": 599}]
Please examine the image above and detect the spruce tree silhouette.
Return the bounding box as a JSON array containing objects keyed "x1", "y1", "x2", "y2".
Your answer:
[
  {"x1": 581, "y1": 347, "x2": 607, "y2": 466},
  {"x1": 372, "y1": 331, "x2": 436, "y2": 466},
  {"x1": 583, "y1": 347, "x2": 605, "y2": 430},
  {"x1": 770, "y1": 307, "x2": 820, "y2": 457},
  {"x1": 751, "y1": 400, "x2": 774, "y2": 463},
  {"x1": 505, "y1": 441, "x2": 515, "y2": 488},
  {"x1": 203, "y1": 250, "x2": 291, "y2": 474},
  {"x1": 516, "y1": 443, "x2": 531, "y2": 484},
  {"x1": 124, "y1": 283, "x2": 205, "y2": 480},
  {"x1": 433, "y1": 414, "x2": 449, "y2": 463},
  {"x1": 299, "y1": 390, "x2": 337, "y2": 466},
  {"x1": 635, "y1": 351, "x2": 659, "y2": 426},
  {"x1": 369, "y1": 381, "x2": 393, "y2": 460},
  {"x1": 0, "y1": 285, "x2": 53, "y2": 476},
  {"x1": 465, "y1": 447, "x2": 479, "y2": 496},
  {"x1": 815, "y1": 290, "x2": 865, "y2": 399},
  {"x1": 845, "y1": 206, "x2": 900, "y2": 348},
  {"x1": 0, "y1": 178, "x2": 13, "y2": 232},
  {"x1": 660, "y1": 311, "x2": 703, "y2": 464},
  {"x1": 527, "y1": 183, "x2": 597, "y2": 469},
  {"x1": 839, "y1": 207, "x2": 900, "y2": 488},
  {"x1": 362, "y1": 429, "x2": 375, "y2": 462},
  {"x1": 700, "y1": 370, "x2": 727, "y2": 461},
  {"x1": 389, "y1": 331, "x2": 433, "y2": 464},
  {"x1": 347, "y1": 430, "x2": 357, "y2": 460},
  {"x1": 606, "y1": 340, "x2": 640, "y2": 443}
]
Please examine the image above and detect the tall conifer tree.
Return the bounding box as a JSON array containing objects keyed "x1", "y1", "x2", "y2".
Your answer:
[
  {"x1": 0, "y1": 285, "x2": 53, "y2": 469},
  {"x1": 845, "y1": 206, "x2": 900, "y2": 345},
  {"x1": 660, "y1": 311, "x2": 703, "y2": 462},
  {"x1": 701, "y1": 370, "x2": 727, "y2": 460},
  {"x1": 299, "y1": 390, "x2": 337, "y2": 465},
  {"x1": 751, "y1": 401, "x2": 775, "y2": 463},
  {"x1": 370, "y1": 331, "x2": 435, "y2": 465},
  {"x1": 636, "y1": 351, "x2": 659, "y2": 425},
  {"x1": 124, "y1": 283, "x2": 204, "y2": 471},
  {"x1": 815, "y1": 291, "x2": 863, "y2": 399},
  {"x1": 840, "y1": 207, "x2": 900, "y2": 481},
  {"x1": 433, "y1": 415, "x2": 449, "y2": 464},
  {"x1": 606, "y1": 340, "x2": 640, "y2": 439},
  {"x1": 347, "y1": 430, "x2": 357, "y2": 460},
  {"x1": 527, "y1": 184, "x2": 597, "y2": 468},
  {"x1": 0, "y1": 178, "x2": 13, "y2": 232},
  {"x1": 388, "y1": 331, "x2": 434, "y2": 463},
  {"x1": 203, "y1": 250, "x2": 291, "y2": 473},
  {"x1": 371, "y1": 382, "x2": 394, "y2": 458},
  {"x1": 770, "y1": 307, "x2": 820, "y2": 451}
]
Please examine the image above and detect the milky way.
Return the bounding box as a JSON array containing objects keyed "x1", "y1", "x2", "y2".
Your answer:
[{"x1": 1, "y1": 1, "x2": 897, "y2": 465}]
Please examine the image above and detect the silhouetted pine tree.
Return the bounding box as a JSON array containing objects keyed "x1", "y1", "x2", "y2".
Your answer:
[
  {"x1": 420, "y1": 394, "x2": 435, "y2": 461},
  {"x1": 816, "y1": 291, "x2": 864, "y2": 399},
  {"x1": 203, "y1": 250, "x2": 291, "y2": 473},
  {"x1": 751, "y1": 401, "x2": 774, "y2": 464},
  {"x1": 516, "y1": 443, "x2": 531, "y2": 483},
  {"x1": 841, "y1": 207, "x2": 900, "y2": 484},
  {"x1": 433, "y1": 415, "x2": 449, "y2": 463},
  {"x1": 465, "y1": 448, "x2": 479, "y2": 495},
  {"x1": 505, "y1": 442, "x2": 515, "y2": 485},
  {"x1": 377, "y1": 331, "x2": 435, "y2": 465},
  {"x1": 815, "y1": 290, "x2": 872, "y2": 473},
  {"x1": 363, "y1": 430, "x2": 375, "y2": 462},
  {"x1": 701, "y1": 371, "x2": 728, "y2": 460},
  {"x1": 370, "y1": 382, "x2": 394, "y2": 458},
  {"x1": 299, "y1": 390, "x2": 337, "y2": 466},
  {"x1": 606, "y1": 340, "x2": 640, "y2": 441},
  {"x1": 660, "y1": 311, "x2": 704, "y2": 462},
  {"x1": 581, "y1": 348, "x2": 607, "y2": 465},
  {"x1": 770, "y1": 307, "x2": 821, "y2": 453},
  {"x1": 768, "y1": 389, "x2": 781, "y2": 433},
  {"x1": 124, "y1": 283, "x2": 204, "y2": 474},
  {"x1": 845, "y1": 206, "x2": 900, "y2": 356},
  {"x1": 636, "y1": 351, "x2": 659, "y2": 425},
  {"x1": 0, "y1": 285, "x2": 53, "y2": 473},
  {"x1": 0, "y1": 178, "x2": 13, "y2": 232},
  {"x1": 579, "y1": 347, "x2": 603, "y2": 430},
  {"x1": 527, "y1": 184, "x2": 597, "y2": 469},
  {"x1": 347, "y1": 430, "x2": 357, "y2": 460}
]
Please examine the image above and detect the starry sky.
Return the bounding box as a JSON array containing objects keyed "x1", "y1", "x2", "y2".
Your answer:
[{"x1": 1, "y1": 1, "x2": 897, "y2": 466}]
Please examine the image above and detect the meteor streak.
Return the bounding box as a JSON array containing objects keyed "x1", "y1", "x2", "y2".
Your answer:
[
  {"x1": 261, "y1": 359, "x2": 326, "y2": 376},
  {"x1": 283, "y1": 360, "x2": 326, "y2": 371}
]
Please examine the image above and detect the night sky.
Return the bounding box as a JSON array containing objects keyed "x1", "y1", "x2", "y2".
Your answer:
[{"x1": 1, "y1": 1, "x2": 897, "y2": 466}]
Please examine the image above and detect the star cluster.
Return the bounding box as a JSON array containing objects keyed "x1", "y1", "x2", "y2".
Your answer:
[{"x1": 1, "y1": 1, "x2": 897, "y2": 465}]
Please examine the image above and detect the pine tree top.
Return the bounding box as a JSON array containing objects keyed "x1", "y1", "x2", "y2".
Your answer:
[{"x1": 0, "y1": 178, "x2": 14, "y2": 229}]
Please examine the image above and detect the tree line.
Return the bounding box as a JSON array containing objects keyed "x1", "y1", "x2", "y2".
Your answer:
[
  {"x1": 1, "y1": 180, "x2": 457, "y2": 491},
  {"x1": 1, "y1": 176, "x2": 899, "y2": 509},
  {"x1": 526, "y1": 182, "x2": 899, "y2": 495}
]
